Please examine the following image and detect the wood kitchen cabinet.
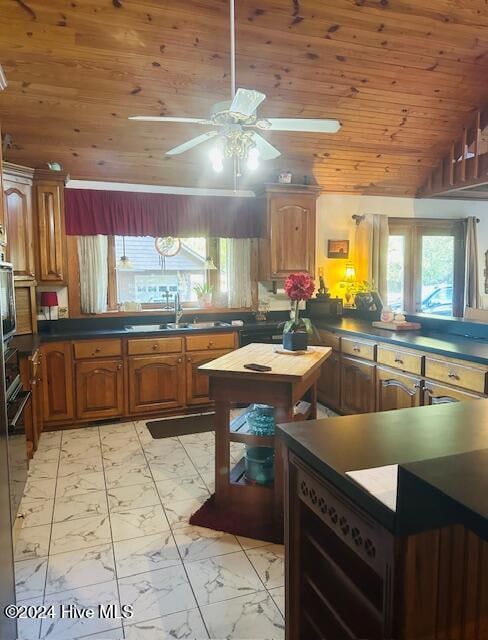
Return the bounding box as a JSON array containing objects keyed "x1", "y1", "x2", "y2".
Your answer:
[
  {"x1": 129, "y1": 354, "x2": 186, "y2": 414},
  {"x1": 75, "y1": 358, "x2": 124, "y2": 421},
  {"x1": 376, "y1": 366, "x2": 422, "y2": 411},
  {"x1": 317, "y1": 329, "x2": 341, "y2": 411},
  {"x1": 3, "y1": 163, "x2": 35, "y2": 280},
  {"x1": 258, "y1": 184, "x2": 319, "y2": 280},
  {"x1": 40, "y1": 342, "x2": 74, "y2": 423},
  {"x1": 186, "y1": 349, "x2": 232, "y2": 405},
  {"x1": 34, "y1": 169, "x2": 68, "y2": 283},
  {"x1": 341, "y1": 356, "x2": 376, "y2": 414}
]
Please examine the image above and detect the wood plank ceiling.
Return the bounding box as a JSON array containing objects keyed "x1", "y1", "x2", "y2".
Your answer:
[{"x1": 0, "y1": 0, "x2": 487, "y2": 195}]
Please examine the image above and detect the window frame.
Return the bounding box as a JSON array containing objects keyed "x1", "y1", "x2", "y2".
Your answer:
[
  {"x1": 107, "y1": 236, "x2": 224, "y2": 311},
  {"x1": 387, "y1": 218, "x2": 466, "y2": 317}
]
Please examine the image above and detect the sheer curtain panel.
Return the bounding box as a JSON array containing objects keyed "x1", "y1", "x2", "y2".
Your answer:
[
  {"x1": 77, "y1": 235, "x2": 108, "y2": 314},
  {"x1": 226, "y1": 238, "x2": 252, "y2": 308}
]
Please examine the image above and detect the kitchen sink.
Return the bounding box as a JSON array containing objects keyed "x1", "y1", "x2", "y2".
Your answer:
[
  {"x1": 124, "y1": 320, "x2": 231, "y2": 333},
  {"x1": 191, "y1": 321, "x2": 231, "y2": 329},
  {"x1": 124, "y1": 324, "x2": 169, "y2": 332}
]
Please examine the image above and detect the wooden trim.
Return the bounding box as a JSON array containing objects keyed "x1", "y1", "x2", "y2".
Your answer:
[
  {"x1": 66, "y1": 235, "x2": 81, "y2": 317},
  {"x1": 2, "y1": 162, "x2": 34, "y2": 181}
]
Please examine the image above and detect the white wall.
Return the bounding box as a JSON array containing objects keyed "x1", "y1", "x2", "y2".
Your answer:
[{"x1": 316, "y1": 194, "x2": 488, "y2": 309}]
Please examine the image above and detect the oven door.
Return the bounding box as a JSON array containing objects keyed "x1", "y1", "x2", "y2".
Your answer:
[
  {"x1": 0, "y1": 263, "x2": 16, "y2": 339},
  {"x1": 7, "y1": 386, "x2": 31, "y2": 525}
]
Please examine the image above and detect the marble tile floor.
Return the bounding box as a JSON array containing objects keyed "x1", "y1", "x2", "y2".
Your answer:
[{"x1": 13, "y1": 405, "x2": 337, "y2": 640}]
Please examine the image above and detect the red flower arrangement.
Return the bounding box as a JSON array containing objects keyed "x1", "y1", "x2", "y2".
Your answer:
[
  {"x1": 284, "y1": 272, "x2": 315, "y2": 301},
  {"x1": 283, "y1": 272, "x2": 315, "y2": 335}
]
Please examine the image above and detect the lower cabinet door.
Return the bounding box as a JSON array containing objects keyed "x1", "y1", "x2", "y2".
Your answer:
[
  {"x1": 186, "y1": 349, "x2": 232, "y2": 405},
  {"x1": 423, "y1": 381, "x2": 483, "y2": 404},
  {"x1": 340, "y1": 356, "x2": 376, "y2": 414},
  {"x1": 75, "y1": 359, "x2": 124, "y2": 420},
  {"x1": 376, "y1": 366, "x2": 422, "y2": 411},
  {"x1": 129, "y1": 354, "x2": 185, "y2": 414},
  {"x1": 317, "y1": 349, "x2": 341, "y2": 412},
  {"x1": 40, "y1": 342, "x2": 74, "y2": 423}
]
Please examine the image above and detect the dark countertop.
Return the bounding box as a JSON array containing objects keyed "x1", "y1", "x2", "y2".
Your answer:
[
  {"x1": 277, "y1": 399, "x2": 488, "y2": 537},
  {"x1": 315, "y1": 317, "x2": 488, "y2": 365},
  {"x1": 38, "y1": 324, "x2": 239, "y2": 342}
]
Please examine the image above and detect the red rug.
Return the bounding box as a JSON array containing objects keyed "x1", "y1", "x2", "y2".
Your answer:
[{"x1": 189, "y1": 494, "x2": 283, "y2": 544}]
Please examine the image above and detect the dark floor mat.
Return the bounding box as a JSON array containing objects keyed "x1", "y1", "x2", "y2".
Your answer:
[{"x1": 146, "y1": 413, "x2": 214, "y2": 439}]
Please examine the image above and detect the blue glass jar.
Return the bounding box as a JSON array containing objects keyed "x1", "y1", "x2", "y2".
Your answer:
[{"x1": 246, "y1": 404, "x2": 275, "y2": 436}]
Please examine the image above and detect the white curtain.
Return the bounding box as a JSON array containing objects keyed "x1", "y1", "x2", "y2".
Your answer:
[
  {"x1": 226, "y1": 238, "x2": 252, "y2": 308},
  {"x1": 465, "y1": 216, "x2": 480, "y2": 310},
  {"x1": 77, "y1": 235, "x2": 108, "y2": 314},
  {"x1": 355, "y1": 214, "x2": 389, "y2": 303}
]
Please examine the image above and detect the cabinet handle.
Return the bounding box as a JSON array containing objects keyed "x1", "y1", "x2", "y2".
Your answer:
[
  {"x1": 394, "y1": 357, "x2": 404, "y2": 364},
  {"x1": 208, "y1": 341, "x2": 214, "y2": 346},
  {"x1": 187, "y1": 357, "x2": 192, "y2": 363},
  {"x1": 116, "y1": 364, "x2": 122, "y2": 370},
  {"x1": 95, "y1": 347, "x2": 101, "y2": 353},
  {"x1": 448, "y1": 372, "x2": 459, "y2": 380},
  {"x1": 152, "y1": 344, "x2": 159, "y2": 350},
  {"x1": 353, "y1": 346, "x2": 360, "y2": 352},
  {"x1": 177, "y1": 357, "x2": 183, "y2": 363}
]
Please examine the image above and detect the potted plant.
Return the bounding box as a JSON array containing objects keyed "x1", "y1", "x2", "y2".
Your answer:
[
  {"x1": 193, "y1": 282, "x2": 213, "y2": 307},
  {"x1": 282, "y1": 272, "x2": 315, "y2": 351}
]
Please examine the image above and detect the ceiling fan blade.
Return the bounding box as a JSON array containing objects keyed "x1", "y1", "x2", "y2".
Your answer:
[
  {"x1": 166, "y1": 131, "x2": 219, "y2": 155},
  {"x1": 129, "y1": 116, "x2": 214, "y2": 124},
  {"x1": 266, "y1": 118, "x2": 341, "y2": 133},
  {"x1": 229, "y1": 88, "x2": 266, "y2": 117},
  {"x1": 252, "y1": 133, "x2": 281, "y2": 160}
]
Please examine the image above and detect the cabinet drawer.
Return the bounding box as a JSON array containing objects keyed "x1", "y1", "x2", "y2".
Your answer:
[
  {"x1": 127, "y1": 337, "x2": 183, "y2": 356},
  {"x1": 341, "y1": 337, "x2": 376, "y2": 361},
  {"x1": 317, "y1": 329, "x2": 341, "y2": 351},
  {"x1": 377, "y1": 345, "x2": 424, "y2": 375},
  {"x1": 425, "y1": 357, "x2": 487, "y2": 394},
  {"x1": 423, "y1": 381, "x2": 484, "y2": 404},
  {"x1": 73, "y1": 339, "x2": 122, "y2": 360},
  {"x1": 185, "y1": 332, "x2": 236, "y2": 352}
]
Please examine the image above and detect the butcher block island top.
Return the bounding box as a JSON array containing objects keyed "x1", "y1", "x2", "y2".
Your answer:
[
  {"x1": 199, "y1": 343, "x2": 332, "y2": 381},
  {"x1": 193, "y1": 343, "x2": 332, "y2": 542}
]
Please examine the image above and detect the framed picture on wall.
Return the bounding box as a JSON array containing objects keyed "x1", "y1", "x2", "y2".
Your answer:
[{"x1": 327, "y1": 240, "x2": 349, "y2": 259}]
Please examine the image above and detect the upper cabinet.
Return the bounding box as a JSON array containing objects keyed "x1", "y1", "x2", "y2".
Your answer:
[
  {"x1": 3, "y1": 163, "x2": 35, "y2": 280},
  {"x1": 34, "y1": 169, "x2": 68, "y2": 284},
  {"x1": 258, "y1": 184, "x2": 319, "y2": 280}
]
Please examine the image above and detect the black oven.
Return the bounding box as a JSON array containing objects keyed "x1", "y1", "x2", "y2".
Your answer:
[{"x1": 0, "y1": 263, "x2": 16, "y2": 339}]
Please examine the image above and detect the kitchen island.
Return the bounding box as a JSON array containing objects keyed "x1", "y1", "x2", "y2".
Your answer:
[
  {"x1": 277, "y1": 400, "x2": 488, "y2": 639},
  {"x1": 196, "y1": 342, "x2": 331, "y2": 541}
]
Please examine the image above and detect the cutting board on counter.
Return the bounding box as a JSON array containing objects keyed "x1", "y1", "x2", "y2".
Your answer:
[{"x1": 372, "y1": 320, "x2": 421, "y2": 331}]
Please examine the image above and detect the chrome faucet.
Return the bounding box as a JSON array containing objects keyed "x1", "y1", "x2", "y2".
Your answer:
[{"x1": 174, "y1": 292, "x2": 183, "y2": 326}]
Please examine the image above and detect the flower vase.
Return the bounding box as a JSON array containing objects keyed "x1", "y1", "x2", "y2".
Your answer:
[{"x1": 282, "y1": 331, "x2": 308, "y2": 351}]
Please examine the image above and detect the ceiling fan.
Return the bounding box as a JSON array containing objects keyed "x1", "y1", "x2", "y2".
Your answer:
[{"x1": 129, "y1": 0, "x2": 341, "y2": 175}]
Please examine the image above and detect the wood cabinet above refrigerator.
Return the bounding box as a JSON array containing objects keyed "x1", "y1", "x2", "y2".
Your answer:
[
  {"x1": 2, "y1": 162, "x2": 35, "y2": 280},
  {"x1": 257, "y1": 184, "x2": 319, "y2": 280}
]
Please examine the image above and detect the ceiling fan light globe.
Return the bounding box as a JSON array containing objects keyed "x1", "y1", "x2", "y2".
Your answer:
[
  {"x1": 209, "y1": 145, "x2": 224, "y2": 173},
  {"x1": 247, "y1": 146, "x2": 259, "y2": 171}
]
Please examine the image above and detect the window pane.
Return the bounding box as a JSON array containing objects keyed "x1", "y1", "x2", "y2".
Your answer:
[
  {"x1": 115, "y1": 236, "x2": 207, "y2": 305},
  {"x1": 420, "y1": 235, "x2": 454, "y2": 316},
  {"x1": 387, "y1": 235, "x2": 405, "y2": 311}
]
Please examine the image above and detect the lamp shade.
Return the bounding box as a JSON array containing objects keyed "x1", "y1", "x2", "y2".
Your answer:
[
  {"x1": 344, "y1": 263, "x2": 356, "y2": 282},
  {"x1": 40, "y1": 291, "x2": 59, "y2": 307}
]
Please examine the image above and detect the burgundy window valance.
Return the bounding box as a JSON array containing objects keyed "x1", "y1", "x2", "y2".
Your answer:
[{"x1": 64, "y1": 188, "x2": 263, "y2": 238}]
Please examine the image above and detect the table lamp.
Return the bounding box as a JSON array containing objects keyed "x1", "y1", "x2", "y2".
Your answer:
[{"x1": 40, "y1": 291, "x2": 59, "y2": 320}]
